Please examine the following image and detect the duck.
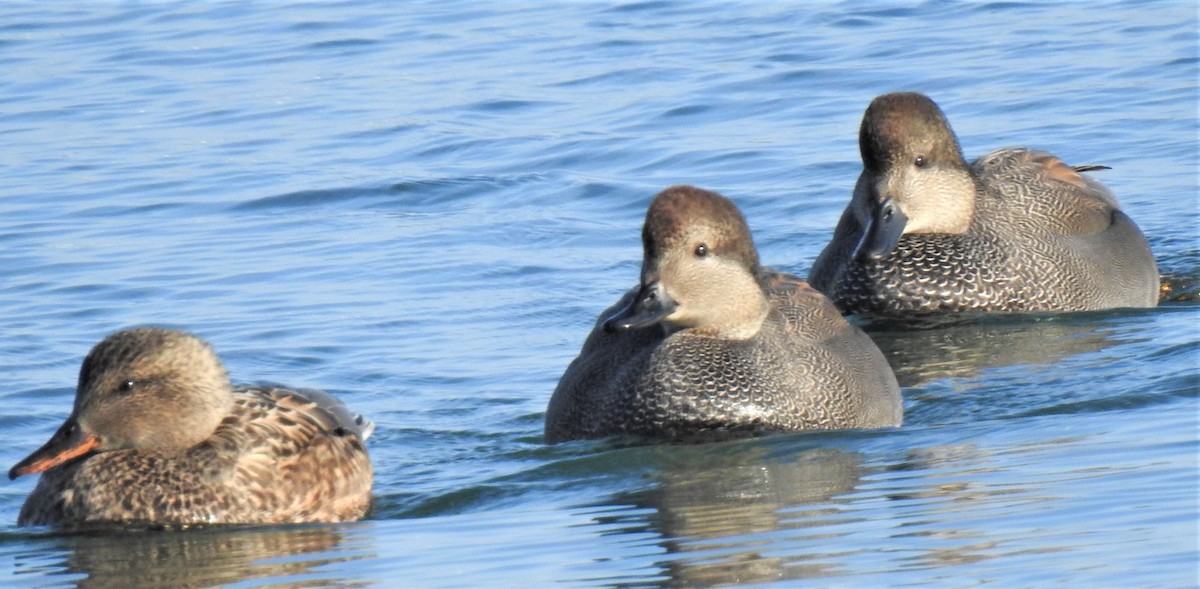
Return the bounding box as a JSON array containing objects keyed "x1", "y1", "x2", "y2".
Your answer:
[
  {"x1": 808, "y1": 91, "x2": 1159, "y2": 315},
  {"x1": 545, "y1": 185, "x2": 902, "y2": 443},
  {"x1": 9, "y1": 327, "x2": 374, "y2": 527}
]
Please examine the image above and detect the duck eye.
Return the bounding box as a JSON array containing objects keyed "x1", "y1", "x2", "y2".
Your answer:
[
  {"x1": 914, "y1": 155, "x2": 927, "y2": 168},
  {"x1": 694, "y1": 243, "x2": 708, "y2": 258}
]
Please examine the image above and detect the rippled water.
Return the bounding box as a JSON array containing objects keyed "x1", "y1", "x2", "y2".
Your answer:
[{"x1": 1, "y1": 2, "x2": 1196, "y2": 587}]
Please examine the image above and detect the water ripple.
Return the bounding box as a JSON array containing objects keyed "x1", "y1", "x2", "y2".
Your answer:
[{"x1": 0, "y1": 1, "x2": 1195, "y2": 587}]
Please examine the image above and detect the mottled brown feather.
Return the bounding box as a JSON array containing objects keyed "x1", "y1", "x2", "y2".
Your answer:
[{"x1": 14, "y1": 329, "x2": 373, "y2": 527}]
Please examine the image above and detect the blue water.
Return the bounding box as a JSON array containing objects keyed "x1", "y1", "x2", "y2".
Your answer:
[{"x1": 1, "y1": 2, "x2": 1196, "y2": 587}]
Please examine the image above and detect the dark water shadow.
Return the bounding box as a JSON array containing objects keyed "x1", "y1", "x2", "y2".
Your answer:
[
  {"x1": 9, "y1": 523, "x2": 372, "y2": 589},
  {"x1": 230, "y1": 173, "x2": 549, "y2": 213}
]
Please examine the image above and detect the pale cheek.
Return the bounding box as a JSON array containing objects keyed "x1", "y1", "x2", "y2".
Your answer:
[
  {"x1": 664, "y1": 306, "x2": 695, "y2": 326},
  {"x1": 106, "y1": 430, "x2": 139, "y2": 450},
  {"x1": 90, "y1": 416, "x2": 139, "y2": 450},
  {"x1": 899, "y1": 175, "x2": 947, "y2": 233}
]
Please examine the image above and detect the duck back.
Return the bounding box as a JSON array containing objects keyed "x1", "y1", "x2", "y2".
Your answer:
[{"x1": 970, "y1": 149, "x2": 1159, "y2": 309}]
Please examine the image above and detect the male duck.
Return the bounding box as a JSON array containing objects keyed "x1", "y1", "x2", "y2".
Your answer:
[
  {"x1": 809, "y1": 92, "x2": 1158, "y2": 315},
  {"x1": 546, "y1": 185, "x2": 902, "y2": 442}
]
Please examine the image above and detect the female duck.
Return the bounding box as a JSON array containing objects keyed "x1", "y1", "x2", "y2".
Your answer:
[
  {"x1": 809, "y1": 92, "x2": 1158, "y2": 315},
  {"x1": 9, "y1": 327, "x2": 373, "y2": 527},
  {"x1": 546, "y1": 185, "x2": 902, "y2": 442}
]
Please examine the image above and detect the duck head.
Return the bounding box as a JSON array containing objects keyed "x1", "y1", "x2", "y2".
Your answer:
[
  {"x1": 9, "y1": 328, "x2": 234, "y2": 479},
  {"x1": 604, "y1": 185, "x2": 769, "y2": 339},
  {"x1": 852, "y1": 92, "x2": 977, "y2": 262}
]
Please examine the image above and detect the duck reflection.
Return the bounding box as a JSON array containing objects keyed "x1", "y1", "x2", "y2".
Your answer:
[
  {"x1": 860, "y1": 313, "x2": 1123, "y2": 388},
  {"x1": 599, "y1": 440, "x2": 866, "y2": 587},
  {"x1": 17, "y1": 524, "x2": 371, "y2": 589},
  {"x1": 882, "y1": 442, "x2": 1038, "y2": 570}
]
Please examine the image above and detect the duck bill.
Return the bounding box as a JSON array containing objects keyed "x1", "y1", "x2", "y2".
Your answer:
[
  {"x1": 603, "y1": 280, "x2": 677, "y2": 332},
  {"x1": 8, "y1": 419, "x2": 100, "y2": 480},
  {"x1": 853, "y1": 196, "x2": 908, "y2": 263}
]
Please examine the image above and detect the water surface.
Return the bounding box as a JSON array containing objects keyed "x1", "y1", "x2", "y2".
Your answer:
[{"x1": 1, "y1": 2, "x2": 1196, "y2": 587}]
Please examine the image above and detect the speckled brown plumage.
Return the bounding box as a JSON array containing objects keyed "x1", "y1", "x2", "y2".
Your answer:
[
  {"x1": 11, "y1": 328, "x2": 373, "y2": 527},
  {"x1": 545, "y1": 186, "x2": 902, "y2": 443},
  {"x1": 809, "y1": 92, "x2": 1159, "y2": 316}
]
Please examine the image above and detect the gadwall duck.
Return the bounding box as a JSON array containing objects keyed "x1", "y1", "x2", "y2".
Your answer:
[
  {"x1": 546, "y1": 186, "x2": 902, "y2": 442},
  {"x1": 9, "y1": 327, "x2": 373, "y2": 527},
  {"x1": 809, "y1": 92, "x2": 1159, "y2": 315}
]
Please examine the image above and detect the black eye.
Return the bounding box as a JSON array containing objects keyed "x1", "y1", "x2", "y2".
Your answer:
[
  {"x1": 694, "y1": 243, "x2": 708, "y2": 258},
  {"x1": 914, "y1": 155, "x2": 927, "y2": 168},
  {"x1": 116, "y1": 380, "x2": 136, "y2": 394}
]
